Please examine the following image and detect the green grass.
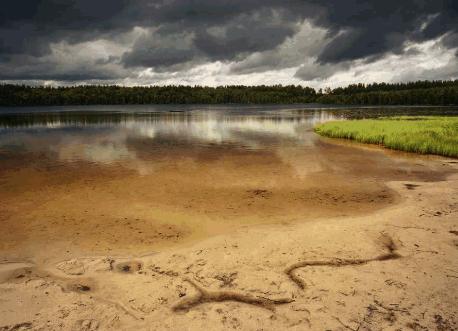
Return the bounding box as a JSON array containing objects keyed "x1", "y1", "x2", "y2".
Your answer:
[{"x1": 314, "y1": 116, "x2": 458, "y2": 158}]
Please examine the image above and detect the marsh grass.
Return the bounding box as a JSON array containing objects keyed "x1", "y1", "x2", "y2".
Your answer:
[{"x1": 314, "y1": 116, "x2": 458, "y2": 158}]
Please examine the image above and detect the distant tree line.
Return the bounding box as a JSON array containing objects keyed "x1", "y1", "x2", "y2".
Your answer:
[
  {"x1": 0, "y1": 80, "x2": 457, "y2": 106},
  {"x1": 317, "y1": 81, "x2": 458, "y2": 105},
  {"x1": 0, "y1": 85, "x2": 317, "y2": 106}
]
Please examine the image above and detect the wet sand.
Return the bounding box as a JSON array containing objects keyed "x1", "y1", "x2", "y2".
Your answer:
[
  {"x1": 1, "y1": 139, "x2": 449, "y2": 259},
  {"x1": 0, "y1": 109, "x2": 457, "y2": 330}
]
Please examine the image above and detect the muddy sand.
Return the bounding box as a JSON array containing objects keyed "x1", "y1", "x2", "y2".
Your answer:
[{"x1": 0, "y1": 141, "x2": 457, "y2": 330}]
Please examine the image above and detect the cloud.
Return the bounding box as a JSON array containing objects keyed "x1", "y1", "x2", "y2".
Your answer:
[
  {"x1": 0, "y1": 37, "x2": 136, "y2": 81},
  {"x1": 0, "y1": 0, "x2": 457, "y2": 86},
  {"x1": 122, "y1": 29, "x2": 197, "y2": 68},
  {"x1": 122, "y1": 7, "x2": 302, "y2": 69},
  {"x1": 298, "y1": 38, "x2": 458, "y2": 88},
  {"x1": 294, "y1": 60, "x2": 349, "y2": 81},
  {"x1": 228, "y1": 21, "x2": 329, "y2": 74}
]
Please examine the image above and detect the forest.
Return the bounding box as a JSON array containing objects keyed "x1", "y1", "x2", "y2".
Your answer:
[{"x1": 0, "y1": 80, "x2": 457, "y2": 106}]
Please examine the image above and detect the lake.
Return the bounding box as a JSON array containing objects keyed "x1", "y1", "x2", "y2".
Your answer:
[{"x1": 0, "y1": 105, "x2": 456, "y2": 257}]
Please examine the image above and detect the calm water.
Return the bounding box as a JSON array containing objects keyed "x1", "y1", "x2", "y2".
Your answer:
[
  {"x1": 1, "y1": 105, "x2": 457, "y2": 167},
  {"x1": 1, "y1": 105, "x2": 457, "y2": 254}
]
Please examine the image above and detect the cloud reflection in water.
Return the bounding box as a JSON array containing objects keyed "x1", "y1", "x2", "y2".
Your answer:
[{"x1": 0, "y1": 109, "x2": 343, "y2": 174}]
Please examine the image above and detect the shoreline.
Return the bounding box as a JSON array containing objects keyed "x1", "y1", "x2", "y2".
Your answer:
[{"x1": 1, "y1": 159, "x2": 457, "y2": 330}]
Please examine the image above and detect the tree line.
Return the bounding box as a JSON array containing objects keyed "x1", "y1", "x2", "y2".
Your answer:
[{"x1": 0, "y1": 80, "x2": 457, "y2": 106}]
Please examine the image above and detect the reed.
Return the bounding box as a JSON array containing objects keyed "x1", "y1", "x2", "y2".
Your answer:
[{"x1": 314, "y1": 116, "x2": 458, "y2": 158}]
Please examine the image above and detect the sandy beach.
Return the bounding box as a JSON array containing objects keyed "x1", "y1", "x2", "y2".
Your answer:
[{"x1": 1, "y1": 137, "x2": 457, "y2": 330}]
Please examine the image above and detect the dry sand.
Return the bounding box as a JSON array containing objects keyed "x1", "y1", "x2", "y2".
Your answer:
[{"x1": 0, "y1": 143, "x2": 457, "y2": 330}]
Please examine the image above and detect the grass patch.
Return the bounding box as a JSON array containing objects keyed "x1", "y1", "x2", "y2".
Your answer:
[{"x1": 314, "y1": 116, "x2": 458, "y2": 158}]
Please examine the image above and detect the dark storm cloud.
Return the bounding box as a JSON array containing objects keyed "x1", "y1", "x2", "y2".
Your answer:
[
  {"x1": 0, "y1": 0, "x2": 138, "y2": 56},
  {"x1": 0, "y1": 0, "x2": 457, "y2": 81},
  {"x1": 122, "y1": 6, "x2": 301, "y2": 69},
  {"x1": 121, "y1": 30, "x2": 197, "y2": 68},
  {"x1": 192, "y1": 11, "x2": 298, "y2": 60},
  {"x1": 0, "y1": 57, "x2": 124, "y2": 81},
  {"x1": 312, "y1": 0, "x2": 458, "y2": 63}
]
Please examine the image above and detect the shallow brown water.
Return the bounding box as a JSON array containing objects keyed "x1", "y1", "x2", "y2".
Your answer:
[{"x1": 0, "y1": 106, "x2": 454, "y2": 258}]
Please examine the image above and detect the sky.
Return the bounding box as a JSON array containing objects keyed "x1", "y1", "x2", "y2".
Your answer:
[{"x1": 0, "y1": 0, "x2": 457, "y2": 88}]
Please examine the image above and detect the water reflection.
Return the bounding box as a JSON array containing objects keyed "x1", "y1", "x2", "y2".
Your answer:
[
  {"x1": 0, "y1": 105, "x2": 457, "y2": 169},
  {"x1": 0, "y1": 108, "x2": 344, "y2": 166}
]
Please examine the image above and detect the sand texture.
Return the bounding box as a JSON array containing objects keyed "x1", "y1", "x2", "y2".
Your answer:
[{"x1": 1, "y1": 159, "x2": 457, "y2": 330}]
